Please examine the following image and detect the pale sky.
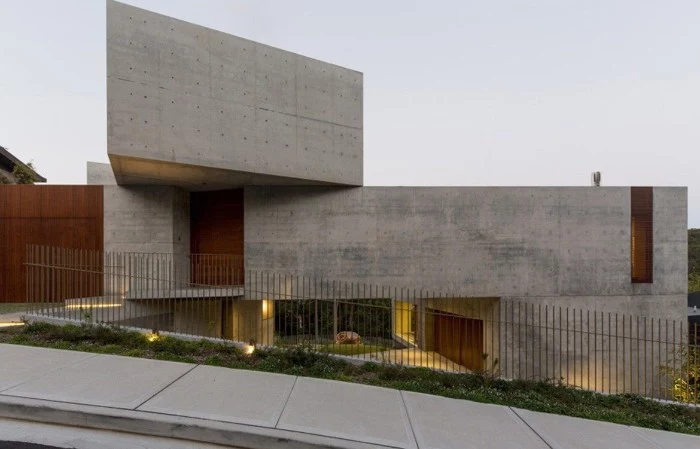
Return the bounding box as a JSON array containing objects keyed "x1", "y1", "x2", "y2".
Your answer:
[{"x1": 1, "y1": 0, "x2": 698, "y2": 226}]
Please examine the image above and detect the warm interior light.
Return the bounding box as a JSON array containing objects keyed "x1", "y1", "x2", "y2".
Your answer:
[{"x1": 261, "y1": 299, "x2": 271, "y2": 319}]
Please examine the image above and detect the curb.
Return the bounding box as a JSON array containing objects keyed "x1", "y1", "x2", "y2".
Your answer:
[{"x1": 0, "y1": 396, "x2": 390, "y2": 449}]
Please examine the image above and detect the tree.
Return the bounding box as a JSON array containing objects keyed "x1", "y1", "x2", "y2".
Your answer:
[
  {"x1": 690, "y1": 229, "x2": 700, "y2": 293},
  {"x1": 690, "y1": 271, "x2": 700, "y2": 294},
  {"x1": 690, "y1": 229, "x2": 700, "y2": 274},
  {"x1": 661, "y1": 345, "x2": 700, "y2": 403},
  {"x1": 0, "y1": 173, "x2": 10, "y2": 184},
  {"x1": 11, "y1": 161, "x2": 37, "y2": 184}
]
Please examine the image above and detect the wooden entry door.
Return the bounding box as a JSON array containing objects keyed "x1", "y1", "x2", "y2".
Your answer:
[
  {"x1": 433, "y1": 312, "x2": 484, "y2": 370},
  {"x1": 190, "y1": 189, "x2": 244, "y2": 285}
]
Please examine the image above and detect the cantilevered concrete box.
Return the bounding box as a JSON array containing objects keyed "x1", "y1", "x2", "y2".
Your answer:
[{"x1": 107, "y1": 0, "x2": 363, "y2": 189}]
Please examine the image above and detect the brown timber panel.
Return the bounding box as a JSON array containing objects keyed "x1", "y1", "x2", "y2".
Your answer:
[
  {"x1": 0, "y1": 185, "x2": 104, "y2": 303},
  {"x1": 631, "y1": 187, "x2": 653, "y2": 283},
  {"x1": 433, "y1": 312, "x2": 484, "y2": 371},
  {"x1": 190, "y1": 189, "x2": 244, "y2": 285}
]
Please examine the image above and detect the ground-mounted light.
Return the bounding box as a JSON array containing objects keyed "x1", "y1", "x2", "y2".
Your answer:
[
  {"x1": 243, "y1": 344, "x2": 255, "y2": 355},
  {"x1": 65, "y1": 303, "x2": 121, "y2": 309},
  {"x1": 0, "y1": 322, "x2": 25, "y2": 328},
  {"x1": 146, "y1": 331, "x2": 160, "y2": 342}
]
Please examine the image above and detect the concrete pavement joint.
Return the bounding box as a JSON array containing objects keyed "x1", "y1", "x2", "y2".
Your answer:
[
  {"x1": 0, "y1": 396, "x2": 391, "y2": 449},
  {"x1": 273, "y1": 375, "x2": 298, "y2": 428},
  {"x1": 2, "y1": 345, "x2": 697, "y2": 449},
  {"x1": 398, "y1": 391, "x2": 421, "y2": 449},
  {"x1": 0, "y1": 392, "x2": 195, "y2": 416},
  {"x1": 508, "y1": 407, "x2": 554, "y2": 449},
  {"x1": 133, "y1": 363, "x2": 198, "y2": 410},
  {"x1": 626, "y1": 427, "x2": 665, "y2": 449},
  {"x1": 94, "y1": 403, "x2": 406, "y2": 449}
]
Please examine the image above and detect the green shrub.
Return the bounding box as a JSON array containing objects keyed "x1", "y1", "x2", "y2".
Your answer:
[{"x1": 12, "y1": 161, "x2": 38, "y2": 184}]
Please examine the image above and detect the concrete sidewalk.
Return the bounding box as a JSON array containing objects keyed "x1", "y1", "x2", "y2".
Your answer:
[{"x1": 0, "y1": 344, "x2": 698, "y2": 449}]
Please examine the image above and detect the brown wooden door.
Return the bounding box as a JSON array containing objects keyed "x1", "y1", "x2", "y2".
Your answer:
[
  {"x1": 190, "y1": 189, "x2": 244, "y2": 285},
  {"x1": 433, "y1": 312, "x2": 484, "y2": 370}
]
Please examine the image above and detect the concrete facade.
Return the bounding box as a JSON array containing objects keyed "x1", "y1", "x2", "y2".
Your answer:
[
  {"x1": 244, "y1": 186, "x2": 687, "y2": 318},
  {"x1": 103, "y1": 184, "x2": 189, "y2": 256},
  {"x1": 106, "y1": 0, "x2": 363, "y2": 188},
  {"x1": 46, "y1": 0, "x2": 688, "y2": 396},
  {"x1": 102, "y1": 0, "x2": 688, "y2": 319},
  {"x1": 243, "y1": 185, "x2": 687, "y2": 392},
  {"x1": 86, "y1": 161, "x2": 117, "y2": 185},
  {"x1": 89, "y1": 160, "x2": 190, "y2": 258}
]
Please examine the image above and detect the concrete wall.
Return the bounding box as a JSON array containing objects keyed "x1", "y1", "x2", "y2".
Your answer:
[
  {"x1": 227, "y1": 299, "x2": 274, "y2": 346},
  {"x1": 87, "y1": 161, "x2": 117, "y2": 185},
  {"x1": 99, "y1": 184, "x2": 190, "y2": 296},
  {"x1": 244, "y1": 186, "x2": 687, "y2": 318},
  {"x1": 245, "y1": 185, "x2": 686, "y2": 393},
  {"x1": 497, "y1": 297, "x2": 683, "y2": 396},
  {"x1": 106, "y1": 0, "x2": 363, "y2": 187},
  {"x1": 89, "y1": 162, "x2": 190, "y2": 256},
  {"x1": 97, "y1": 181, "x2": 190, "y2": 296},
  {"x1": 102, "y1": 184, "x2": 190, "y2": 256}
]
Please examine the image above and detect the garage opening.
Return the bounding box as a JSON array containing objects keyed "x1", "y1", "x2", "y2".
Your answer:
[{"x1": 430, "y1": 309, "x2": 484, "y2": 371}]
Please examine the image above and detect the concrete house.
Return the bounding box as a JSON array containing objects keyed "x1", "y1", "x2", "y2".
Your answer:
[{"x1": 41, "y1": 1, "x2": 686, "y2": 380}]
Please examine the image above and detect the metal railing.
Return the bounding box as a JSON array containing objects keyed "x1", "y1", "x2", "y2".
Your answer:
[
  {"x1": 190, "y1": 253, "x2": 244, "y2": 286},
  {"x1": 23, "y1": 245, "x2": 698, "y2": 405}
]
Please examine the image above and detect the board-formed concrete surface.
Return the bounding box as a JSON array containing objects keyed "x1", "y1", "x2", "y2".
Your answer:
[
  {"x1": 87, "y1": 161, "x2": 117, "y2": 185},
  {"x1": 1, "y1": 344, "x2": 699, "y2": 449},
  {"x1": 107, "y1": 0, "x2": 362, "y2": 188},
  {"x1": 139, "y1": 365, "x2": 296, "y2": 427},
  {"x1": 103, "y1": 184, "x2": 190, "y2": 256},
  {"x1": 1, "y1": 354, "x2": 194, "y2": 409},
  {"x1": 245, "y1": 186, "x2": 687, "y2": 319}
]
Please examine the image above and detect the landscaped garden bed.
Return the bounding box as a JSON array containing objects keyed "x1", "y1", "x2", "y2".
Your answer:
[{"x1": 1, "y1": 321, "x2": 700, "y2": 436}]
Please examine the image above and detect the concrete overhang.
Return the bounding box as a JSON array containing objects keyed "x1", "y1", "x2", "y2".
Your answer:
[
  {"x1": 107, "y1": 0, "x2": 363, "y2": 188},
  {"x1": 109, "y1": 154, "x2": 343, "y2": 191}
]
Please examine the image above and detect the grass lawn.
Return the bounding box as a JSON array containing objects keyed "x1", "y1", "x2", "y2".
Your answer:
[
  {"x1": 0, "y1": 303, "x2": 55, "y2": 315},
  {"x1": 0, "y1": 303, "x2": 31, "y2": 315},
  {"x1": 1, "y1": 322, "x2": 700, "y2": 436},
  {"x1": 315, "y1": 343, "x2": 388, "y2": 356}
]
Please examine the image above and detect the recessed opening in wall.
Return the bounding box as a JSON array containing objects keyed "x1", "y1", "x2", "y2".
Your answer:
[
  {"x1": 426, "y1": 307, "x2": 484, "y2": 371},
  {"x1": 631, "y1": 187, "x2": 653, "y2": 283},
  {"x1": 190, "y1": 189, "x2": 244, "y2": 285},
  {"x1": 394, "y1": 301, "x2": 416, "y2": 345}
]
